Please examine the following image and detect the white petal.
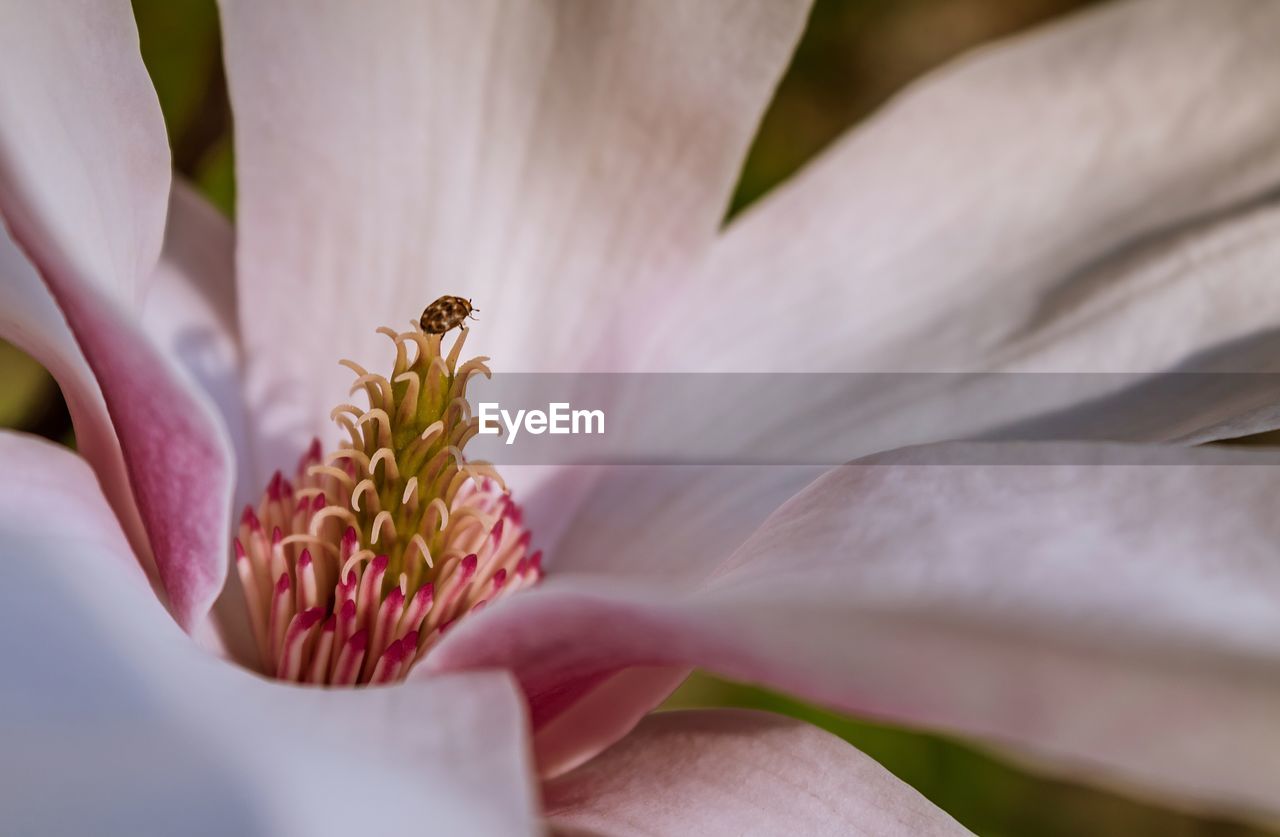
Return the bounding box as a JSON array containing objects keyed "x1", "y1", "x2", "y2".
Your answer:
[
  {"x1": 653, "y1": 0, "x2": 1280, "y2": 444},
  {"x1": 0, "y1": 0, "x2": 168, "y2": 306},
  {"x1": 678, "y1": 0, "x2": 1280, "y2": 370},
  {"x1": 216, "y1": 0, "x2": 812, "y2": 482},
  {"x1": 544, "y1": 710, "x2": 970, "y2": 836},
  {"x1": 431, "y1": 443, "x2": 1280, "y2": 820},
  {"x1": 0, "y1": 431, "x2": 540, "y2": 836}
]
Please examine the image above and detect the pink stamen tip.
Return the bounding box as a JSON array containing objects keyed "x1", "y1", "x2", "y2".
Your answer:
[
  {"x1": 461, "y1": 554, "x2": 478, "y2": 576},
  {"x1": 298, "y1": 549, "x2": 313, "y2": 569},
  {"x1": 234, "y1": 539, "x2": 246, "y2": 560},
  {"x1": 341, "y1": 598, "x2": 357, "y2": 619},
  {"x1": 517, "y1": 531, "x2": 532, "y2": 548},
  {"x1": 272, "y1": 526, "x2": 283, "y2": 546},
  {"x1": 312, "y1": 494, "x2": 326, "y2": 512},
  {"x1": 299, "y1": 607, "x2": 325, "y2": 630},
  {"x1": 241, "y1": 505, "x2": 261, "y2": 531},
  {"x1": 489, "y1": 519, "x2": 504, "y2": 543},
  {"x1": 529, "y1": 550, "x2": 543, "y2": 571},
  {"x1": 296, "y1": 438, "x2": 323, "y2": 474},
  {"x1": 293, "y1": 496, "x2": 310, "y2": 514},
  {"x1": 332, "y1": 628, "x2": 369, "y2": 686},
  {"x1": 402, "y1": 630, "x2": 419, "y2": 650},
  {"x1": 371, "y1": 640, "x2": 406, "y2": 684},
  {"x1": 342, "y1": 527, "x2": 359, "y2": 548},
  {"x1": 491, "y1": 569, "x2": 508, "y2": 590},
  {"x1": 514, "y1": 557, "x2": 528, "y2": 577},
  {"x1": 414, "y1": 584, "x2": 434, "y2": 605},
  {"x1": 275, "y1": 573, "x2": 291, "y2": 594},
  {"x1": 372, "y1": 554, "x2": 389, "y2": 572},
  {"x1": 281, "y1": 478, "x2": 294, "y2": 498},
  {"x1": 268, "y1": 470, "x2": 284, "y2": 500}
]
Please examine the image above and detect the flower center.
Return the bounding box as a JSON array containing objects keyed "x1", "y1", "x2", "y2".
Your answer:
[{"x1": 234, "y1": 323, "x2": 540, "y2": 685}]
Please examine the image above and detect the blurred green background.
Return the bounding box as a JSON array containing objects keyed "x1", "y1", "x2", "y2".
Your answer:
[{"x1": 1, "y1": 1, "x2": 1272, "y2": 834}]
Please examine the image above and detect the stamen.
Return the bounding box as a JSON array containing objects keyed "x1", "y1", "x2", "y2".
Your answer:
[
  {"x1": 369, "y1": 447, "x2": 400, "y2": 481},
  {"x1": 279, "y1": 534, "x2": 339, "y2": 558},
  {"x1": 306, "y1": 616, "x2": 337, "y2": 684},
  {"x1": 332, "y1": 629, "x2": 368, "y2": 686},
  {"x1": 326, "y1": 447, "x2": 371, "y2": 471},
  {"x1": 279, "y1": 607, "x2": 325, "y2": 681},
  {"x1": 370, "y1": 510, "x2": 395, "y2": 544},
  {"x1": 427, "y1": 497, "x2": 449, "y2": 531},
  {"x1": 408, "y1": 533, "x2": 434, "y2": 568},
  {"x1": 307, "y1": 464, "x2": 356, "y2": 486},
  {"x1": 309, "y1": 505, "x2": 358, "y2": 536},
  {"x1": 351, "y1": 478, "x2": 377, "y2": 512},
  {"x1": 234, "y1": 324, "x2": 541, "y2": 686}
]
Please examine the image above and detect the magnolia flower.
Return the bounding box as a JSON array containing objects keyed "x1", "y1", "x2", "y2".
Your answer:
[{"x1": 2, "y1": 0, "x2": 1279, "y2": 833}]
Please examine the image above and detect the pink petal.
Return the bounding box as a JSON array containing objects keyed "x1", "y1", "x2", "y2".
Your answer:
[
  {"x1": 544, "y1": 709, "x2": 969, "y2": 836},
  {"x1": 431, "y1": 443, "x2": 1280, "y2": 820},
  {"x1": 141, "y1": 179, "x2": 252, "y2": 506},
  {"x1": 425, "y1": 463, "x2": 826, "y2": 776},
  {"x1": 532, "y1": 666, "x2": 692, "y2": 778},
  {"x1": 654, "y1": 0, "x2": 1280, "y2": 444},
  {"x1": 0, "y1": 431, "x2": 540, "y2": 835},
  {"x1": 216, "y1": 0, "x2": 811, "y2": 481},
  {"x1": 0, "y1": 221, "x2": 144, "y2": 551},
  {"x1": 0, "y1": 3, "x2": 234, "y2": 630}
]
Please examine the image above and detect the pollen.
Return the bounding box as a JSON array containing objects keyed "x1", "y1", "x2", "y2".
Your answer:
[{"x1": 234, "y1": 323, "x2": 540, "y2": 686}]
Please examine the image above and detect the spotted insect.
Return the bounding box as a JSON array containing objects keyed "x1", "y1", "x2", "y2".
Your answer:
[{"x1": 419, "y1": 295, "x2": 478, "y2": 335}]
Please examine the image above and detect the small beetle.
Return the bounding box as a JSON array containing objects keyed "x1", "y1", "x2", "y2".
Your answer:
[{"x1": 419, "y1": 295, "x2": 478, "y2": 335}]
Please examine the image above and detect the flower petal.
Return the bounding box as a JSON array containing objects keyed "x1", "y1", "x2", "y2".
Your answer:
[
  {"x1": 432, "y1": 443, "x2": 1280, "y2": 819},
  {"x1": 216, "y1": 0, "x2": 812, "y2": 479},
  {"x1": 738, "y1": 204, "x2": 1280, "y2": 465},
  {"x1": 141, "y1": 179, "x2": 252, "y2": 506},
  {"x1": 0, "y1": 1, "x2": 167, "y2": 306},
  {"x1": 657, "y1": 0, "x2": 1280, "y2": 442},
  {"x1": 531, "y1": 666, "x2": 693, "y2": 778},
  {"x1": 965, "y1": 204, "x2": 1280, "y2": 443},
  {"x1": 0, "y1": 2, "x2": 234, "y2": 630},
  {"x1": 544, "y1": 709, "x2": 970, "y2": 836},
  {"x1": 424, "y1": 463, "x2": 826, "y2": 777},
  {"x1": 0, "y1": 430, "x2": 540, "y2": 836},
  {"x1": 0, "y1": 219, "x2": 143, "y2": 549}
]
